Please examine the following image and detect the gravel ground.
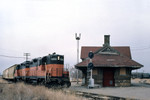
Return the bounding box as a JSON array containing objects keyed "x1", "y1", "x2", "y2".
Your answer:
[{"x1": 67, "y1": 79, "x2": 150, "y2": 100}]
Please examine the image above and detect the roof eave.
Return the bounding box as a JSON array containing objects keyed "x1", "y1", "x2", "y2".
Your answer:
[{"x1": 75, "y1": 65, "x2": 143, "y2": 69}]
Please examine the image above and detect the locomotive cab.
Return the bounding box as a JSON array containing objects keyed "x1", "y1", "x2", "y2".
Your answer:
[
  {"x1": 14, "y1": 64, "x2": 22, "y2": 81},
  {"x1": 46, "y1": 54, "x2": 64, "y2": 78},
  {"x1": 44, "y1": 54, "x2": 71, "y2": 87},
  {"x1": 41, "y1": 56, "x2": 47, "y2": 70},
  {"x1": 15, "y1": 65, "x2": 20, "y2": 78}
]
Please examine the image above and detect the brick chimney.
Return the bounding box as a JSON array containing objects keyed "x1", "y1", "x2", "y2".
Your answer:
[{"x1": 103, "y1": 35, "x2": 110, "y2": 47}]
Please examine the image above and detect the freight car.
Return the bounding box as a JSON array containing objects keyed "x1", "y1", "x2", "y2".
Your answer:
[
  {"x1": 3, "y1": 64, "x2": 18, "y2": 80},
  {"x1": 3, "y1": 53, "x2": 71, "y2": 87},
  {"x1": 132, "y1": 72, "x2": 150, "y2": 79}
]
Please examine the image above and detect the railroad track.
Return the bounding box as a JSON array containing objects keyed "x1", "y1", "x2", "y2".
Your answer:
[
  {"x1": 64, "y1": 90, "x2": 139, "y2": 100},
  {"x1": 0, "y1": 79, "x2": 13, "y2": 84}
]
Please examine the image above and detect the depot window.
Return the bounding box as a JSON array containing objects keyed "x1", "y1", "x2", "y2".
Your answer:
[{"x1": 120, "y1": 68, "x2": 126, "y2": 75}]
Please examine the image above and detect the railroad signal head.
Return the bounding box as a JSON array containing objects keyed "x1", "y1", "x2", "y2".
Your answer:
[
  {"x1": 88, "y1": 51, "x2": 94, "y2": 59},
  {"x1": 88, "y1": 62, "x2": 94, "y2": 70}
]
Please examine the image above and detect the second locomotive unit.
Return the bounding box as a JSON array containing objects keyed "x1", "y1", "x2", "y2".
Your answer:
[{"x1": 3, "y1": 53, "x2": 71, "y2": 87}]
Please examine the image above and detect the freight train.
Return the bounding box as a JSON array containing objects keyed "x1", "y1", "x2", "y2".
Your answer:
[
  {"x1": 132, "y1": 72, "x2": 150, "y2": 79},
  {"x1": 2, "y1": 53, "x2": 71, "y2": 87}
]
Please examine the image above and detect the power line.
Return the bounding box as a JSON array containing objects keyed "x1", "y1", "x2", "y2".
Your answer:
[
  {"x1": 0, "y1": 48, "x2": 23, "y2": 53},
  {"x1": 0, "y1": 54, "x2": 25, "y2": 59}
]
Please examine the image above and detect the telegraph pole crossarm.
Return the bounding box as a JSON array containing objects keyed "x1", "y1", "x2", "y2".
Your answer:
[{"x1": 24, "y1": 53, "x2": 30, "y2": 61}]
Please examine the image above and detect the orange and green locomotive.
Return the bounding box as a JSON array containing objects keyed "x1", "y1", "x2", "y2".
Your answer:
[{"x1": 3, "y1": 53, "x2": 71, "y2": 87}]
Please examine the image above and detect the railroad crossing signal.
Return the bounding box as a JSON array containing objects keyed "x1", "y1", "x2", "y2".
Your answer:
[
  {"x1": 88, "y1": 51, "x2": 94, "y2": 88},
  {"x1": 88, "y1": 51, "x2": 94, "y2": 70}
]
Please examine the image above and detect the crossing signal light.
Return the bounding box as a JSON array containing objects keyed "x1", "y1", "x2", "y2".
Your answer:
[
  {"x1": 88, "y1": 62, "x2": 94, "y2": 70},
  {"x1": 88, "y1": 51, "x2": 94, "y2": 59}
]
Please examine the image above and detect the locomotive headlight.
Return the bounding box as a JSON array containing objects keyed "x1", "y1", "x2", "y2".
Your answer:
[{"x1": 58, "y1": 56, "x2": 60, "y2": 60}]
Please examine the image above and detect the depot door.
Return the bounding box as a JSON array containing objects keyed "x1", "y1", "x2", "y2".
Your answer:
[{"x1": 103, "y1": 68, "x2": 115, "y2": 87}]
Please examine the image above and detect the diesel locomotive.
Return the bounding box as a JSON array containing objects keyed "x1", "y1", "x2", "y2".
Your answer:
[{"x1": 3, "y1": 53, "x2": 71, "y2": 87}]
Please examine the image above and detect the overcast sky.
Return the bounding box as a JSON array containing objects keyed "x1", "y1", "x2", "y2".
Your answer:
[{"x1": 0, "y1": 0, "x2": 150, "y2": 73}]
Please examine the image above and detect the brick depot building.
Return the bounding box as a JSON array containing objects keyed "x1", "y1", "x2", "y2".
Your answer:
[{"x1": 75, "y1": 35, "x2": 143, "y2": 87}]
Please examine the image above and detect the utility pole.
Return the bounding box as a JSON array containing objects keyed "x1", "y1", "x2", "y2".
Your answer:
[
  {"x1": 75, "y1": 33, "x2": 81, "y2": 84},
  {"x1": 24, "y1": 53, "x2": 30, "y2": 61}
]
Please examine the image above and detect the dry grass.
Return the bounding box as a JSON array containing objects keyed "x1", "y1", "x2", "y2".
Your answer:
[
  {"x1": 0, "y1": 79, "x2": 86, "y2": 100},
  {"x1": 0, "y1": 77, "x2": 9, "y2": 84}
]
